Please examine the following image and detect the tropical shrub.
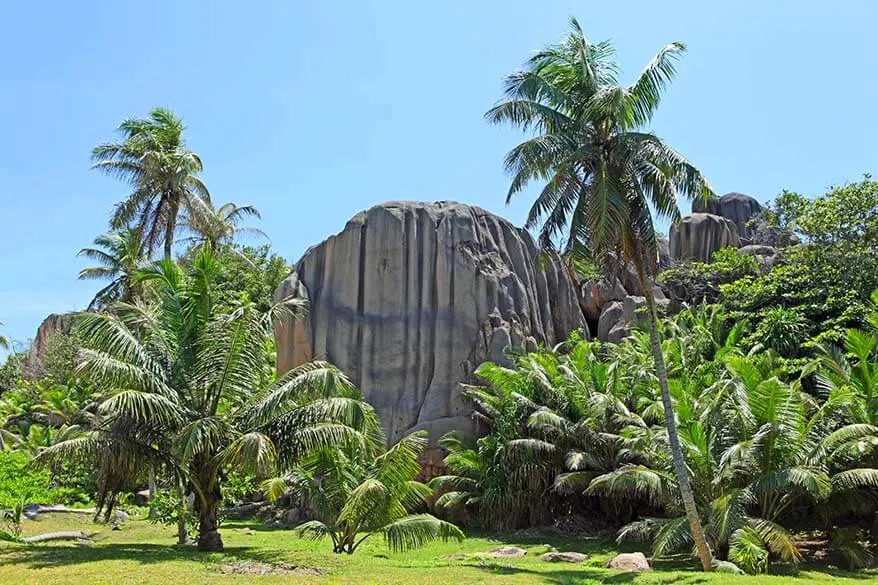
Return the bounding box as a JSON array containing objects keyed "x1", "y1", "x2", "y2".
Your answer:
[
  {"x1": 436, "y1": 303, "x2": 878, "y2": 573},
  {"x1": 721, "y1": 178, "x2": 878, "y2": 347},
  {"x1": 659, "y1": 248, "x2": 760, "y2": 305},
  {"x1": 0, "y1": 451, "x2": 55, "y2": 510},
  {"x1": 273, "y1": 432, "x2": 463, "y2": 554}
]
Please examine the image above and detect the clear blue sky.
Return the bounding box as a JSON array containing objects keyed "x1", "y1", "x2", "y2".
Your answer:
[{"x1": 1, "y1": 0, "x2": 877, "y2": 355}]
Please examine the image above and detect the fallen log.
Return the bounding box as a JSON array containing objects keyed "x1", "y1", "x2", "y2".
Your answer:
[
  {"x1": 20, "y1": 531, "x2": 95, "y2": 544},
  {"x1": 23, "y1": 505, "x2": 96, "y2": 520}
]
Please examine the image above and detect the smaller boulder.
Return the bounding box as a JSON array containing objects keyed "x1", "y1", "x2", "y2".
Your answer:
[
  {"x1": 713, "y1": 560, "x2": 745, "y2": 574},
  {"x1": 580, "y1": 278, "x2": 613, "y2": 319},
  {"x1": 597, "y1": 302, "x2": 624, "y2": 342},
  {"x1": 134, "y1": 489, "x2": 152, "y2": 507},
  {"x1": 606, "y1": 552, "x2": 651, "y2": 571},
  {"x1": 280, "y1": 508, "x2": 302, "y2": 527},
  {"x1": 738, "y1": 244, "x2": 779, "y2": 272},
  {"x1": 541, "y1": 552, "x2": 589, "y2": 563},
  {"x1": 738, "y1": 244, "x2": 776, "y2": 257},
  {"x1": 622, "y1": 296, "x2": 647, "y2": 324},
  {"x1": 486, "y1": 546, "x2": 528, "y2": 558},
  {"x1": 607, "y1": 321, "x2": 630, "y2": 344}
]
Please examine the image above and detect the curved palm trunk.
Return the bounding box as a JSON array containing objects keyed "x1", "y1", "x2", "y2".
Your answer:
[{"x1": 636, "y1": 257, "x2": 714, "y2": 572}]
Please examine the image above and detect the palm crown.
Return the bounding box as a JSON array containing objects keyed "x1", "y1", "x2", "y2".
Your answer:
[
  {"x1": 77, "y1": 227, "x2": 148, "y2": 310},
  {"x1": 487, "y1": 17, "x2": 711, "y2": 269},
  {"x1": 91, "y1": 108, "x2": 211, "y2": 258}
]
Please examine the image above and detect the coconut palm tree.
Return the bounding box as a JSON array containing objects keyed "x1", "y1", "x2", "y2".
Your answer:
[
  {"x1": 39, "y1": 248, "x2": 379, "y2": 551},
  {"x1": 78, "y1": 227, "x2": 148, "y2": 310},
  {"x1": 92, "y1": 108, "x2": 210, "y2": 259},
  {"x1": 180, "y1": 202, "x2": 267, "y2": 250},
  {"x1": 279, "y1": 432, "x2": 464, "y2": 554},
  {"x1": 488, "y1": 17, "x2": 714, "y2": 570},
  {"x1": 0, "y1": 326, "x2": 7, "y2": 350}
]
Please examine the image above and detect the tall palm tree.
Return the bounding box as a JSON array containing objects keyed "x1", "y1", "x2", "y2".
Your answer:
[
  {"x1": 0, "y1": 323, "x2": 8, "y2": 350},
  {"x1": 77, "y1": 227, "x2": 148, "y2": 310},
  {"x1": 92, "y1": 108, "x2": 210, "y2": 259},
  {"x1": 39, "y1": 248, "x2": 379, "y2": 551},
  {"x1": 180, "y1": 202, "x2": 267, "y2": 250},
  {"x1": 488, "y1": 18, "x2": 715, "y2": 570}
]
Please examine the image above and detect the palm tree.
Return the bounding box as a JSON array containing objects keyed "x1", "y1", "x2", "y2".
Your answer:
[
  {"x1": 286, "y1": 432, "x2": 464, "y2": 554},
  {"x1": 488, "y1": 18, "x2": 714, "y2": 570},
  {"x1": 77, "y1": 227, "x2": 148, "y2": 310},
  {"x1": 39, "y1": 248, "x2": 378, "y2": 551},
  {"x1": 91, "y1": 108, "x2": 210, "y2": 259},
  {"x1": 0, "y1": 322, "x2": 8, "y2": 350},
  {"x1": 180, "y1": 202, "x2": 267, "y2": 250}
]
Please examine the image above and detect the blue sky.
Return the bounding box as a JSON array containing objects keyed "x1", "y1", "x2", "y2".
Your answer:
[{"x1": 1, "y1": 0, "x2": 877, "y2": 355}]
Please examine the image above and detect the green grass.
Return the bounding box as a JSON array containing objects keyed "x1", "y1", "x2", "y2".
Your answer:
[{"x1": 1, "y1": 514, "x2": 874, "y2": 584}]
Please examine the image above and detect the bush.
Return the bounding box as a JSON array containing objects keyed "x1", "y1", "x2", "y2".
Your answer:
[
  {"x1": 659, "y1": 247, "x2": 760, "y2": 305},
  {"x1": 0, "y1": 451, "x2": 55, "y2": 509}
]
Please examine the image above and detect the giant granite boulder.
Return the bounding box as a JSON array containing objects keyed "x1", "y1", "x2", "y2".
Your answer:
[
  {"x1": 21, "y1": 313, "x2": 76, "y2": 380},
  {"x1": 693, "y1": 192, "x2": 763, "y2": 242},
  {"x1": 274, "y1": 201, "x2": 586, "y2": 450},
  {"x1": 669, "y1": 213, "x2": 740, "y2": 262}
]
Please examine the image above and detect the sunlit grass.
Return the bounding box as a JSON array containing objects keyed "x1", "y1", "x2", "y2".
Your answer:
[{"x1": 0, "y1": 513, "x2": 874, "y2": 584}]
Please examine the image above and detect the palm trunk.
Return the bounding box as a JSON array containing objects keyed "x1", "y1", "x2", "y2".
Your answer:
[
  {"x1": 148, "y1": 465, "x2": 158, "y2": 520},
  {"x1": 636, "y1": 256, "x2": 713, "y2": 572},
  {"x1": 196, "y1": 492, "x2": 223, "y2": 552},
  {"x1": 163, "y1": 197, "x2": 179, "y2": 260},
  {"x1": 175, "y1": 481, "x2": 190, "y2": 546}
]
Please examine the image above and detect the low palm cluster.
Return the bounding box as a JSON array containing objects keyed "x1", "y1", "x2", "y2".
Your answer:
[
  {"x1": 433, "y1": 303, "x2": 878, "y2": 573},
  {"x1": 267, "y1": 431, "x2": 464, "y2": 554},
  {"x1": 38, "y1": 248, "x2": 381, "y2": 551}
]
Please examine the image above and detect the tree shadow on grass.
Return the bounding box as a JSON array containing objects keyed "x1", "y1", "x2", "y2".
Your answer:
[
  {"x1": 470, "y1": 561, "x2": 710, "y2": 585},
  {"x1": 467, "y1": 529, "x2": 625, "y2": 557},
  {"x1": 0, "y1": 542, "x2": 295, "y2": 571}
]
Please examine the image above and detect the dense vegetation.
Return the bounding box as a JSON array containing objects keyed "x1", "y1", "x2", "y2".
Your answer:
[
  {"x1": 432, "y1": 302, "x2": 878, "y2": 573},
  {"x1": 1, "y1": 17, "x2": 877, "y2": 582}
]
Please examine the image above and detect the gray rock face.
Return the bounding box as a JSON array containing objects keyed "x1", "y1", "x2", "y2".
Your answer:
[
  {"x1": 274, "y1": 201, "x2": 586, "y2": 445},
  {"x1": 739, "y1": 244, "x2": 779, "y2": 272},
  {"x1": 22, "y1": 313, "x2": 76, "y2": 380},
  {"x1": 669, "y1": 213, "x2": 741, "y2": 262},
  {"x1": 580, "y1": 278, "x2": 614, "y2": 320},
  {"x1": 597, "y1": 301, "x2": 624, "y2": 342},
  {"x1": 692, "y1": 192, "x2": 763, "y2": 242},
  {"x1": 622, "y1": 295, "x2": 647, "y2": 324}
]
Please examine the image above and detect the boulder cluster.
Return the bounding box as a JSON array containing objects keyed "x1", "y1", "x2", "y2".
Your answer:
[
  {"x1": 669, "y1": 191, "x2": 791, "y2": 265},
  {"x1": 273, "y1": 196, "x2": 781, "y2": 452}
]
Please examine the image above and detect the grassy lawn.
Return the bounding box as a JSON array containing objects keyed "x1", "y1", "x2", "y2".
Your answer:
[{"x1": 1, "y1": 514, "x2": 875, "y2": 584}]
